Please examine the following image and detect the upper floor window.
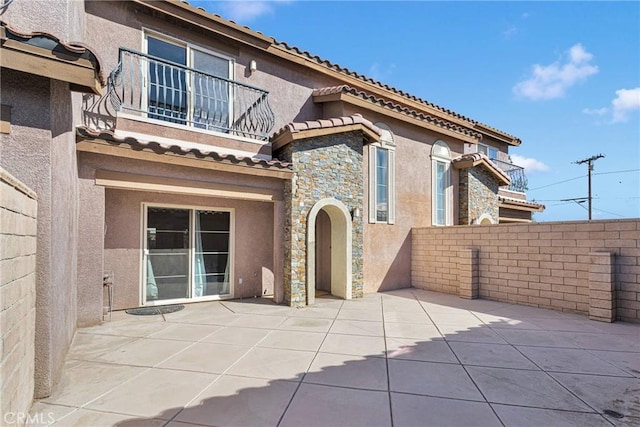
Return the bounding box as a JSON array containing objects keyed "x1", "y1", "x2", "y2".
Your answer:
[
  {"x1": 144, "y1": 32, "x2": 233, "y2": 132},
  {"x1": 432, "y1": 140, "x2": 453, "y2": 226},
  {"x1": 477, "y1": 143, "x2": 498, "y2": 160},
  {"x1": 369, "y1": 124, "x2": 396, "y2": 224}
]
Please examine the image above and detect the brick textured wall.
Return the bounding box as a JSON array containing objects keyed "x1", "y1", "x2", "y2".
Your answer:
[
  {"x1": 412, "y1": 219, "x2": 640, "y2": 323},
  {"x1": 0, "y1": 168, "x2": 37, "y2": 423}
]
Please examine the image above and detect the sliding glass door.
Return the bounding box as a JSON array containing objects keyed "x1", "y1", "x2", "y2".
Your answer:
[{"x1": 144, "y1": 206, "x2": 233, "y2": 304}]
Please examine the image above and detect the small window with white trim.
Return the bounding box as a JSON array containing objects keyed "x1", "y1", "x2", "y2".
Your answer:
[
  {"x1": 477, "y1": 143, "x2": 498, "y2": 160},
  {"x1": 431, "y1": 140, "x2": 453, "y2": 226},
  {"x1": 369, "y1": 123, "x2": 396, "y2": 224}
]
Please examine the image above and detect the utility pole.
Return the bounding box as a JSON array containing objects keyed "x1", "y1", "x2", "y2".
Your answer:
[{"x1": 574, "y1": 154, "x2": 604, "y2": 220}]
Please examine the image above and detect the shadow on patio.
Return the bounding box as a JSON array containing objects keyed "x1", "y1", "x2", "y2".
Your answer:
[{"x1": 30, "y1": 289, "x2": 640, "y2": 427}]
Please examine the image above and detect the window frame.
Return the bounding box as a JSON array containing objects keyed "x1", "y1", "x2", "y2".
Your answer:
[
  {"x1": 477, "y1": 143, "x2": 498, "y2": 160},
  {"x1": 142, "y1": 29, "x2": 235, "y2": 130},
  {"x1": 141, "y1": 202, "x2": 235, "y2": 306},
  {"x1": 368, "y1": 124, "x2": 396, "y2": 224},
  {"x1": 431, "y1": 140, "x2": 453, "y2": 226}
]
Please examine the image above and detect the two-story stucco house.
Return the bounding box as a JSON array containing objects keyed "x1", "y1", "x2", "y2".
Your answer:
[{"x1": 0, "y1": 0, "x2": 543, "y2": 400}]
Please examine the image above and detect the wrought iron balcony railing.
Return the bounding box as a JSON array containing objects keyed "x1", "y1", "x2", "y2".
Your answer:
[
  {"x1": 108, "y1": 48, "x2": 275, "y2": 141},
  {"x1": 491, "y1": 158, "x2": 528, "y2": 193}
]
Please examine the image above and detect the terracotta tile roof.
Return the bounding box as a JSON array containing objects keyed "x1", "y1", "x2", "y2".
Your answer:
[
  {"x1": 76, "y1": 127, "x2": 292, "y2": 170},
  {"x1": 271, "y1": 114, "x2": 382, "y2": 150},
  {"x1": 272, "y1": 113, "x2": 381, "y2": 138},
  {"x1": 1, "y1": 21, "x2": 106, "y2": 86},
  {"x1": 498, "y1": 195, "x2": 546, "y2": 211},
  {"x1": 451, "y1": 153, "x2": 511, "y2": 186},
  {"x1": 314, "y1": 86, "x2": 483, "y2": 141},
  {"x1": 163, "y1": 1, "x2": 519, "y2": 144}
]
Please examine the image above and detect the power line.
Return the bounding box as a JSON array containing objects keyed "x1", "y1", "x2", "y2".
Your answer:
[
  {"x1": 528, "y1": 175, "x2": 585, "y2": 191},
  {"x1": 528, "y1": 168, "x2": 638, "y2": 192},
  {"x1": 593, "y1": 168, "x2": 640, "y2": 176}
]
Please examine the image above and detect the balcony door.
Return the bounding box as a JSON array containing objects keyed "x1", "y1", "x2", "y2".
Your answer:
[
  {"x1": 143, "y1": 205, "x2": 233, "y2": 305},
  {"x1": 145, "y1": 33, "x2": 233, "y2": 131}
]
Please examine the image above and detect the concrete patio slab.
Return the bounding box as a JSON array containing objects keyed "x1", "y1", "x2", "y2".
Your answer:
[
  {"x1": 278, "y1": 383, "x2": 391, "y2": 427},
  {"x1": 466, "y1": 366, "x2": 593, "y2": 411},
  {"x1": 391, "y1": 393, "x2": 502, "y2": 427},
  {"x1": 30, "y1": 288, "x2": 639, "y2": 426},
  {"x1": 305, "y1": 352, "x2": 388, "y2": 390},
  {"x1": 174, "y1": 376, "x2": 298, "y2": 427},
  {"x1": 388, "y1": 359, "x2": 485, "y2": 401}
]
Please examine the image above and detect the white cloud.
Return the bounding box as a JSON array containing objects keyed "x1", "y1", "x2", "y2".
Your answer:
[
  {"x1": 582, "y1": 107, "x2": 608, "y2": 116},
  {"x1": 513, "y1": 43, "x2": 599, "y2": 100},
  {"x1": 368, "y1": 62, "x2": 396, "y2": 82},
  {"x1": 510, "y1": 154, "x2": 550, "y2": 173},
  {"x1": 502, "y1": 26, "x2": 518, "y2": 39},
  {"x1": 218, "y1": 0, "x2": 290, "y2": 22},
  {"x1": 612, "y1": 88, "x2": 640, "y2": 123}
]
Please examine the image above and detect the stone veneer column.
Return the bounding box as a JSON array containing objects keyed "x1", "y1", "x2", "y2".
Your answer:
[
  {"x1": 458, "y1": 248, "x2": 479, "y2": 299},
  {"x1": 279, "y1": 132, "x2": 364, "y2": 306},
  {"x1": 588, "y1": 252, "x2": 616, "y2": 322}
]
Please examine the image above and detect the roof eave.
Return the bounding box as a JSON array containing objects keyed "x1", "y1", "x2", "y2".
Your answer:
[
  {"x1": 315, "y1": 91, "x2": 482, "y2": 144},
  {"x1": 272, "y1": 123, "x2": 381, "y2": 151}
]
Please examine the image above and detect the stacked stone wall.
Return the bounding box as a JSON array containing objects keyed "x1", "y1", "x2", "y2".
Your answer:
[
  {"x1": 459, "y1": 167, "x2": 500, "y2": 225},
  {"x1": 412, "y1": 219, "x2": 640, "y2": 323},
  {"x1": 0, "y1": 168, "x2": 37, "y2": 424},
  {"x1": 279, "y1": 132, "x2": 364, "y2": 306}
]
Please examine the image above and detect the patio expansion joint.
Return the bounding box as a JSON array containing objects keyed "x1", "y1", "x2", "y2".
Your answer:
[
  {"x1": 165, "y1": 323, "x2": 284, "y2": 425},
  {"x1": 380, "y1": 296, "x2": 395, "y2": 427},
  {"x1": 488, "y1": 322, "x2": 612, "y2": 418},
  {"x1": 413, "y1": 291, "x2": 505, "y2": 426},
  {"x1": 276, "y1": 299, "x2": 345, "y2": 427}
]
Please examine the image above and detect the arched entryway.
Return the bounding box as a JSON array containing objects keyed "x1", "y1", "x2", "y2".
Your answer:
[{"x1": 306, "y1": 198, "x2": 352, "y2": 305}]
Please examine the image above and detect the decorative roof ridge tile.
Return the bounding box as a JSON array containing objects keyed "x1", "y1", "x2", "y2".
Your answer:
[
  {"x1": 1, "y1": 21, "x2": 106, "y2": 86},
  {"x1": 76, "y1": 126, "x2": 291, "y2": 169},
  {"x1": 271, "y1": 114, "x2": 382, "y2": 141}
]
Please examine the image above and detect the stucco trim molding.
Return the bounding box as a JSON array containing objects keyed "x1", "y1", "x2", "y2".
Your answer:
[
  {"x1": 95, "y1": 170, "x2": 282, "y2": 202},
  {"x1": 306, "y1": 198, "x2": 353, "y2": 306}
]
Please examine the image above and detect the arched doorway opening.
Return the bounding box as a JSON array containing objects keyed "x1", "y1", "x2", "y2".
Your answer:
[{"x1": 306, "y1": 198, "x2": 352, "y2": 305}]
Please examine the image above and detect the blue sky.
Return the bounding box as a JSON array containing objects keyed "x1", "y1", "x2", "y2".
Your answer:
[{"x1": 193, "y1": 1, "x2": 640, "y2": 221}]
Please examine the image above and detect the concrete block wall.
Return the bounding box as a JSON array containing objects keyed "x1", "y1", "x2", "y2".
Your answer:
[
  {"x1": 0, "y1": 168, "x2": 37, "y2": 423},
  {"x1": 412, "y1": 219, "x2": 640, "y2": 323}
]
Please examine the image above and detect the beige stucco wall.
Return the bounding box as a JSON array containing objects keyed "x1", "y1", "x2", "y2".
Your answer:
[
  {"x1": 0, "y1": 0, "x2": 85, "y2": 42},
  {"x1": 0, "y1": 168, "x2": 37, "y2": 425},
  {"x1": 412, "y1": 219, "x2": 640, "y2": 323},
  {"x1": 79, "y1": 0, "x2": 512, "y2": 300},
  {"x1": 353, "y1": 107, "x2": 466, "y2": 294},
  {"x1": 78, "y1": 151, "x2": 281, "y2": 311},
  {"x1": 103, "y1": 189, "x2": 275, "y2": 309},
  {"x1": 83, "y1": 0, "x2": 336, "y2": 135},
  {"x1": 0, "y1": 69, "x2": 79, "y2": 398}
]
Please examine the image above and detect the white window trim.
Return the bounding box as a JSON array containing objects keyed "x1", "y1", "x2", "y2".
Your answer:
[
  {"x1": 431, "y1": 140, "x2": 453, "y2": 226},
  {"x1": 141, "y1": 29, "x2": 236, "y2": 132},
  {"x1": 140, "y1": 202, "x2": 235, "y2": 306},
  {"x1": 477, "y1": 143, "x2": 498, "y2": 160},
  {"x1": 368, "y1": 124, "x2": 396, "y2": 224}
]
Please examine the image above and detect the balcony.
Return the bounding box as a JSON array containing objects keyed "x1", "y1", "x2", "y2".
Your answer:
[
  {"x1": 491, "y1": 158, "x2": 528, "y2": 193},
  {"x1": 106, "y1": 48, "x2": 275, "y2": 141}
]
